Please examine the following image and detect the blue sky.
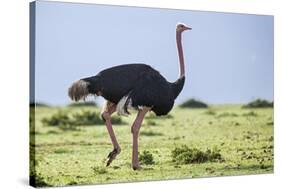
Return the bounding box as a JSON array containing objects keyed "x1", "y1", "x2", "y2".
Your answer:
[{"x1": 34, "y1": 1, "x2": 274, "y2": 106}]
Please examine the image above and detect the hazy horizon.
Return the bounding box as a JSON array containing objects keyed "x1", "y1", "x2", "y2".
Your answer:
[{"x1": 32, "y1": 1, "x2": 274, "y2": 107}]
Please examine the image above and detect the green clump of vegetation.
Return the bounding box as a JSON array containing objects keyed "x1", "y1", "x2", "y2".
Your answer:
[
  {"x1": 242, "y1": 111, "x2": 258, "y2": 117},
  {"x1": 204, "y1": 109, "x2": 216, "y2": 115},
  {"x1": 243, "y1": 99, "x2": 273, "y2": 108},
  {"x1": 171, "y1": 145, "x2": 223, "y2": 164},
  {"x1": 72, "y1": 110, "x2": 104, "y2": 125},
  {"x1": 53, "y1": 148, "x2": 72, "y2": 154},
  {"x1": 145, "y1": 112, "x2": 173, "y2": 119},
  {"x1": 145, "y1": 119, "x2": 157, "y2": 126},
  {"x1": 139, "y1": 150, "x2": 155, "y2": 165},
  {"x1": 41, "y1": 111, "x2": 71, "y2": 126},
  {"x1": 41, "y1": 110, "x2": 124, "y2": 130},
  {"x1": 140, "y1": 130, "x2": 163, "y2": 136},
  {"x1": 217, "y1": 112, "x2": 238, "y2": 118},
  {"x1": 92, "y1": 166, "x2": 107, "y2": 174},
  {"x1": 179, "y1": 98, "x2": 208, "y2": 108},
  {"x1": 73, "y1": 110, "x2": 123, "y2": 125},
  {"x1": 68, "y1": 101, "x2": 97, "y2": 107}
]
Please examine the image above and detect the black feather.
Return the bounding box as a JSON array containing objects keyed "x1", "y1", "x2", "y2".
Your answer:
[
  {"x1": 170, "y1": 76, "x2": 185, "y2": 99},
  {"x1": 81, "y1": 63, "x2": 185, "y2": 116}
]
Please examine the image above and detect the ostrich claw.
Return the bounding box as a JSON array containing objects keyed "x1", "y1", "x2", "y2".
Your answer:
[{"x1": 106, "y1": 148, "x2": 120, "y2": 166}]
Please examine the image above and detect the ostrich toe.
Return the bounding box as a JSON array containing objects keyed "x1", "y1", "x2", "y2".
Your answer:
[{"x1": 106, "y1": 148, "x2": 121, "y2": 166}]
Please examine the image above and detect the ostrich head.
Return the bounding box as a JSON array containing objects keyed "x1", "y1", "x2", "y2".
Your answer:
[{"x1": 176, "y1": 23, "x2": 192, "y2": 32}]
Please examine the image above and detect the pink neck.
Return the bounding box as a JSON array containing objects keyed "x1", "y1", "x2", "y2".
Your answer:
[{"x1": 176, "y1": 31, "x2": 185, "y2": 77}]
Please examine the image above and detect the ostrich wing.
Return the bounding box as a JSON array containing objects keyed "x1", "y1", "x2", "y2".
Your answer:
[{"x1": 128, "y1": 72, "x2": 175, "y2": 116}]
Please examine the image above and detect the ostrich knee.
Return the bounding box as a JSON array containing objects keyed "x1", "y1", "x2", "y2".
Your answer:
[
  {"x1": 131, "y1": 125, "x2": 140, "y2": 134},
  {"x1": 101, "y1": 111, "x2": 110, "y2": 121}
]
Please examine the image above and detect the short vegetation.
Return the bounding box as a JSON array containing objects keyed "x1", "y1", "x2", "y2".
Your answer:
[
  {"x1": 68, "y1": 101, "x2": 97, "y2": 107},
  {"x1": 145, "y1": 112, "x2": 173, "y2": 119},
  {"x1": 171, "y1": 145, "x2": 223, "y2": 164},
  {"x1": 243, "y1": 99, "x2": 273, "y2": 108},
  {"x1": 32, "y1": 104, "x2": 273, "y2": 186},
  {"x1": 179, "y1": 98, "x2": 208, "y2": 108},
  {"x1": 41, "y1": 110, "x2": 124, "y2": 130},
  {"x1": 139, "y1": 150, "x2": 155, "y2": 165}
]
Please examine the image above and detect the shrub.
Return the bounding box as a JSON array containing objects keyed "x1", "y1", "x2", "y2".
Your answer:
[
  {"x1": 92, "y1": 166, "x2": 107, "y2": 174},
  {"x1": 217, "y1": 112, "x2": 238, "y2": 118},
  {"x1": 73, "y1": 110, "x2": 123, "y2": 125},
  {"x1": 139, "y1": 150, "x2": 155, "y2": 165},
  {"x1": 204, "y1": 109, "x2": 216, "y2": 115},
  {"x1": 140, "y1": 130, "x2": 163, "y2": 136},
  {"x1": 72, "y1": 110, "x2": 103, "y2": 125},
  {"x1": 111, "y1": 116, "x2": 123, "y2": 125},
  {"x1": 68, "y1": 101, "x2": 97, "y2": 107},
  {"x1": 171, "y1": 145, "x2": 223, "y2": 164},
  {"x1": 243, "y1": 99, "x2": 273, "y2": 108},
  {"x1": 242, "y1": 111, "x2": 258, "y2": 117},
  {"x1": 145, "y1": 119, "x2": 157, "y2": 126},
  {"x1": 179, "y1": 99, "x2": 208, "y2": 108},
  {"x1": 41, "y1": 110, "x2": 124, "y2": 130},
  {"x1": 41, "y1": 111, "x2": 71, "y2": 126},
  {"x1": 145, "y1": 112, "x2": 173, "y2": 119}
]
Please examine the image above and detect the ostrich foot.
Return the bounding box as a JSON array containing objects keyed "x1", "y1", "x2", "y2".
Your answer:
[{"x1": 106, "y1": 147, "x2": 121, "y2": 166}]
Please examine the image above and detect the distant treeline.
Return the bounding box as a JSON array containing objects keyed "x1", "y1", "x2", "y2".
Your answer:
[
  {"x1": 30, "y1": 101, "x2": 97, "y2": 108},
  {"x1": 179, "y1": 98, "x2": 273, "y2": 109},
  {"x1": 31, "y1": 98, "x2": 273, "y2": 109}
]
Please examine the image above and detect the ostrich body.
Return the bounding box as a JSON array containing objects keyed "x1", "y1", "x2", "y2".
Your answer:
[{"x1": 68, "y1": 23, "x2": 191, "y2": 170}]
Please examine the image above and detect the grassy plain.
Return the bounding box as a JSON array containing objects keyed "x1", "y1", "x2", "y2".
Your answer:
[{"x1": 30, "y1": 105, "x2": 273, "y2": 187}]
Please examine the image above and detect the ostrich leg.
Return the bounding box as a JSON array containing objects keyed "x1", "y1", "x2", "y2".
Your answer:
[
  {"x1": 131, "y1": 107, "x2": 150, "y2": 170},
  {"x1": 101, "y1": 101, "x2": 121, "y2": 166}
]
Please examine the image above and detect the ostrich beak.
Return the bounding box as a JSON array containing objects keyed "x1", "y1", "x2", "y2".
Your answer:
[{"x1": 185, "y1": 26, "x2": 192, "y2": 30}]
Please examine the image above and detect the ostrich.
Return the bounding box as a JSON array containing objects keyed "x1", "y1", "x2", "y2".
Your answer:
[{"x1": 68, "y1": 23, "x2": 191, "y2": 170}]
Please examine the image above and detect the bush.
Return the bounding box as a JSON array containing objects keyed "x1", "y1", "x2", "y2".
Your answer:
[
  {"x1": 140, "y1": 130, "x2": 163, "y2": 136},
  {"x1": 68, "y1": 101, "x2": 97, "y2": 107},
  {"x1": 73, "y1": 110, "x2": 123, "y2": 125},
  {"x1": 72, "y1": 111, "x2": 103, "y2": 125},
  {"x1": 145, "y1": 119, "x2": 157, "y2": 126},
  {"x1": 179, "y1": 99, "x2": 208, "y2": 108},
  {"x1": 217, "y1": 112, "x2": 238, "y2": 118},
  {"x1": 139, "y1": 150, "x2": 155, "y2": 165},
  {"x1": 242, "y1": 111, "x2": 258, "y2": 117},
  {"x1": 171, "y1": 145, "x2": 223, "y2": 164},
  {"x1": 204, "y1": 109, "x2": 216, "y2": 115},
  {"x1": 145, "y1": 112, "x2": 173, "y2": 119},
  {"x1": 41, "y1": 110, "x2": 124, "y2": 130},
  {"x1": 243, "y1": 99, "x2": 273, "y2": 108},
  {"x1": 92, "y1": 166, "x2": 107, "y2": 174},
  {"x1": 41, "y1": 111, "x2": 71, "y2": 126}
]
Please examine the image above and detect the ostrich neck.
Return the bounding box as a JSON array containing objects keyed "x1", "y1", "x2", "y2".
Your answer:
[{"x1": 176, "y1": 31, "x2": 185, "y2": 77}]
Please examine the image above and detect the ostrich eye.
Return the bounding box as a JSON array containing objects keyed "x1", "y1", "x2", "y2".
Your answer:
[{"x1": 180, "y1": 25, "x2": 184, "y2": 28}]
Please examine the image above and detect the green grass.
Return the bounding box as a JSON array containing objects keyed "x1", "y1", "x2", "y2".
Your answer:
[{"x1": 30, "y1": 105, "x2": 273, "y2": 187}]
